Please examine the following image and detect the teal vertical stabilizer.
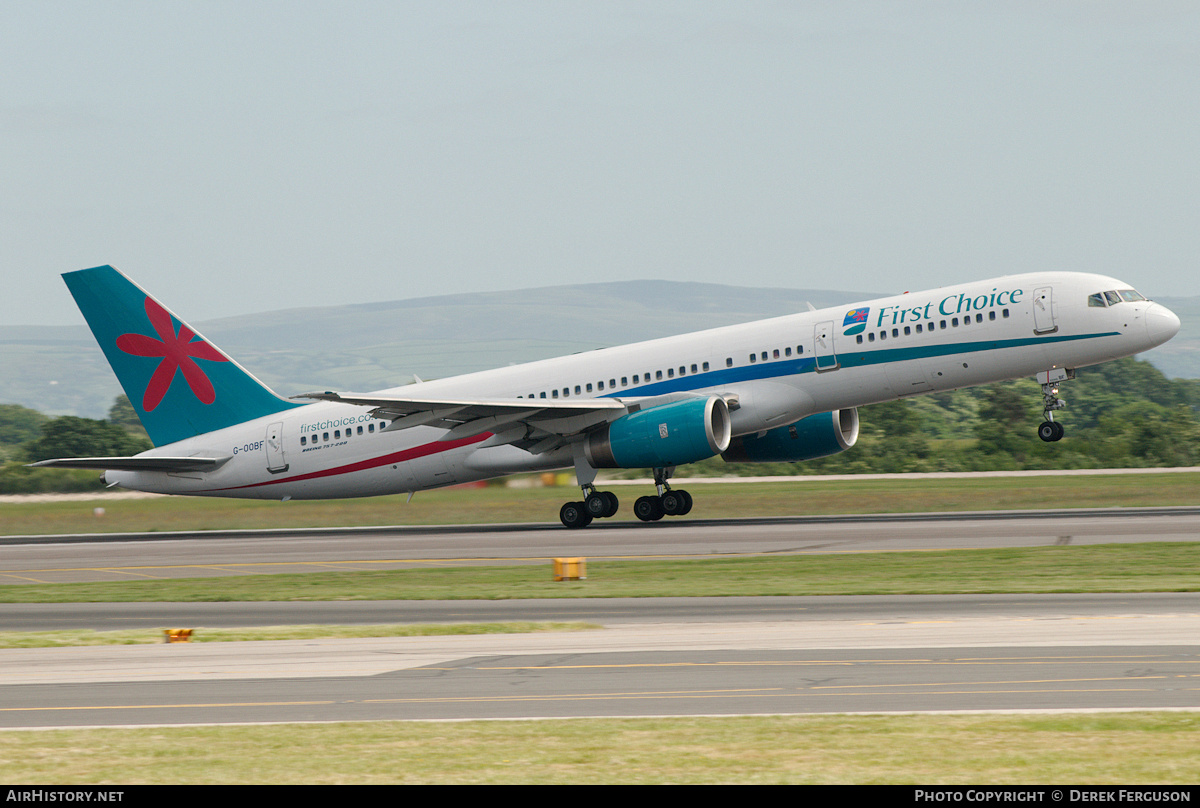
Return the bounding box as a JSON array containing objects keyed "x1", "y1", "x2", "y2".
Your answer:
[{"x1": 63, "y1": 265, "x2": 303, "y2": 447}]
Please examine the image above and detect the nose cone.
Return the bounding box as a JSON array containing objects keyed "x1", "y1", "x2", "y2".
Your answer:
[{"x1": 1145, "y1": 303, "x2": 1181, "y2": 348}]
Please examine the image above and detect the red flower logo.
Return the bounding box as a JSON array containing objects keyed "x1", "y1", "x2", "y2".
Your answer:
[{"x1": 116, "y1": 297, "x2": 228, "y2": 412}]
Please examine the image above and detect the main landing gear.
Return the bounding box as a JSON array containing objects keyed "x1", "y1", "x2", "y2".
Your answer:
[
  {"x1": 559, "y1": 484, "x2": 619, "y2": 529},
  {"x1": 557, "y1": 466, "x2": 694, "y2": 528},
  {"x1": 1036, "y1": 368, "x2": 1072, "y2": 442},
  {"x1": 633, "y1": 466, "x2": 693, "y2": 523}
]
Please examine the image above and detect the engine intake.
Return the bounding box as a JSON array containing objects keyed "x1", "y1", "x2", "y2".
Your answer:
[{"x1": 585, "y1": 396, "x2": 732, "y2": 469}]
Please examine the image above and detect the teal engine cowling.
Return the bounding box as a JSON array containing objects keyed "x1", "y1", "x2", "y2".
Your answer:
[
  {"x1": 585, "y1": 396, "x2": 732, "y2": 469},
  {"x1": 721, "y1": 408, "x2": 859, "y2": 463}
]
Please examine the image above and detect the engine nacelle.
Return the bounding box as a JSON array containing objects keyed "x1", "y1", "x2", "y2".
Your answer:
[
  {"x1": 721, "y1": 408, "x2": 859, "y2": 463},
  {"x1": 585, "y1": 396, "x2": 732, "y2": 469}
]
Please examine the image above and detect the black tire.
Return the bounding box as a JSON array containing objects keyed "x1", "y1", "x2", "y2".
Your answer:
[
  {"x1": 634, "y1": 495, "x2": 664, "y2": 522},
  {"x1": 560, "y1": 501, "x2": 593, "y2": 529},
  {"x1": 585, "y1": 493, "x2": 609, "y2": 518},
  {"x1": 661, "y1": 491, "x2": 684, "y2": 515},
  {"x1": 1038, "y1": 421, "x2": 1057, "y2": 442},
  {"x1": 676, "y1": 489, "x2": 693, "y2": 515},
  {"x1": 602, "y1": 491, "x2": 619, "y2": 518},
  {"x1": 1052, "y1": 421, "x2": 1065, "y2": 441}
]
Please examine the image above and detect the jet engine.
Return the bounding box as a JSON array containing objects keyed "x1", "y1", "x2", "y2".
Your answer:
[
  {"x1": 585, "y1": 396, "x2": 732, "y2": 469},
  {"x1": 721, "y1": 408, "x2": 859, "y2": 463}
]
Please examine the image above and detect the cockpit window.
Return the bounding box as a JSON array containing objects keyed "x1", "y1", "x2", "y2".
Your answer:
[{"x1": 1091, "y1": 289, "x2": 1149, "y2": 307}]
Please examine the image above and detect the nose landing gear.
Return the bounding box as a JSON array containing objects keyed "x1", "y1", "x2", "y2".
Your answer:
[
  {"x1": 1036, "y1": 368, "x2": 1072, "y2": 442},
  {"x1": 1038, "y1": 419, "x2": 1064, "y2": 442}
]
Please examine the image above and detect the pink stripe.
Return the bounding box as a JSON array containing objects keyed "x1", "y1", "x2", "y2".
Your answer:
[{"x1": 202, "y1": 432, "x2": 491, "y2": 492}]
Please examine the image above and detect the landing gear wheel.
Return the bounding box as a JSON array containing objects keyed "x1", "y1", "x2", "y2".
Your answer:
[
  {"x1": 585, "y1": 492, "x2": 608, "y2": 518},
  {"x1": 661, "y1": 491, "x2": 686, "y2": 516},
  {"x1": 602, "y1": 491, "x2": 619, "y2": 517},
  {"x1": 584, "y1": 490, "x2": 619, "y2": 518},
  {"x1": 634, "y1": 495, "x2": 664, "y2": 522},
  {"x1": 1038, "y1": 421, "x2": 1065, "y2": 442},
  {"x1": 675, "y1": 489, "x2": 693, "y2": 515},
  {"x1": 560, "y1": 501, "x2": 593, "y2": 529}
]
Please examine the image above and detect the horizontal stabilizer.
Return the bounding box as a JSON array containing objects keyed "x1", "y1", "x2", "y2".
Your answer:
[{"x1": 29, "y1": 456, "x2": 232, "y2": 473}]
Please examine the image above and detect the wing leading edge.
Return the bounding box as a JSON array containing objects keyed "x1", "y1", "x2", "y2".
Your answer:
[{"x1": 292, "y1": 391, "x2": 631, "y2": 453}]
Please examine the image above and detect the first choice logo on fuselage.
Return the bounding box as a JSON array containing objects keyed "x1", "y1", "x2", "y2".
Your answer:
[
  {"x1": 846, "y1": 287, "x2": 1026, "y2": 332},
  {"x1": 842, "y1": 308, "x2": 870, "y2": 336}
]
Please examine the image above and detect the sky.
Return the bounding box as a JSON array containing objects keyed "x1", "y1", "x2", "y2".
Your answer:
[{"x1": 4, "y1": 1, "x2": 1199, "y2": 326}]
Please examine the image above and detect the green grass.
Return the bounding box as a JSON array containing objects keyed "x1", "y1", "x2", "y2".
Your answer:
[
  {"x1": 2, "y1": 543, "x2": 1198, "y2": 603},
  {"x1": 3, "y1": 471, "x2": 1199, "y2": 536},
  {"x1": 2, "y1": 713, "x2": 1197, "y2": 784}
]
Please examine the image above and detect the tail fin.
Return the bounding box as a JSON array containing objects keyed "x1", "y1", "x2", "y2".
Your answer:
[{"x1": 64, "y1": 265, "x2": 301, "y2": 447}]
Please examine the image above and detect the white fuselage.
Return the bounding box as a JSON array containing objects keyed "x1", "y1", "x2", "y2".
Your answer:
[{"x1": 106, "y1": 271, "x2": 1180, "y2": 499}]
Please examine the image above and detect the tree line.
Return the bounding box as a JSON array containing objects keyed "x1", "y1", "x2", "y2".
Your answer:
[
  {"x1": 0, "y1": 396, "x2": 151, "y2": 493},
  {"x1": 3, "y1": 357, "x2": 1199, "y2": 493}
]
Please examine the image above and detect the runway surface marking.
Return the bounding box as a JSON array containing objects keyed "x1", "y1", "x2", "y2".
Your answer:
[{"x1": 1, "y1": 636, "x2": 1197, "y2": 726}]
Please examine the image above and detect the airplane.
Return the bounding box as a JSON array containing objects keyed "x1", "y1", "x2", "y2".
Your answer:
[{"x1": 32, "y1": 265, "x2": 1180, "y2": 528}]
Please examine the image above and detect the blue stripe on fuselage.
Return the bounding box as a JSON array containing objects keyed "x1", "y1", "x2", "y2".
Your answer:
[{"x1": 600, "y1": 331, "x2": 1121, "y2": 398}]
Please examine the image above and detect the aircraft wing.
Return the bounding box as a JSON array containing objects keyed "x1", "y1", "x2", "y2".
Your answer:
[
  {"x1": 28, "y1": 456, "x2": 232, "y2": 472},
  {"x1": 292, "y1": 391, "x2": 630, "y2": 451}
]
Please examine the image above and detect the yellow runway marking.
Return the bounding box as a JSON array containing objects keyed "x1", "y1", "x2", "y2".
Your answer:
[{"x1": 0, "y1": 573, "x2": 62, "y2": 584}]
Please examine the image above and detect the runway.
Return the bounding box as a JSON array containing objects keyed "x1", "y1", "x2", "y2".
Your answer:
[
  {"x1": 3, "y1": 643, "x2": 1198, "y2": 727},
  {"x1": 2, "y1": 593, "x2": 1199, "y2": 728},
  {"x1": 3, "y1": 507, "x2": 1199, "y2": 585},
  {"x1": 2, "y1": 592, "x2": 1199, "y2": 631},
  {"x1": 1, "y1": 512, "x2": 1197, "y2": 728}
]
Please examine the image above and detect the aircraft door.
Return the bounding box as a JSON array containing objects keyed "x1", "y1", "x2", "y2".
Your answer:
[
  {"x1": 265, "y1": 422, "x2": 288, "y2": 474},
  {"x1": 814, "y1": 321, "x2": 839, "y2": 372},
  {"x1": 1033, "y1": 286, "x2": 1058, "y2": 334}
]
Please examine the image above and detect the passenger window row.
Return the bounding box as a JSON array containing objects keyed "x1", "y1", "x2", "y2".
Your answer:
[
  {"x1": 520, "y1": 361, "x2": 713, "y2": 400},
  {"x1": 748, "y1": 345, "x2": 805, "y2": 364},
  {"x1": 300, "y1": 422, "x2": 383, "y2": 446}
]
